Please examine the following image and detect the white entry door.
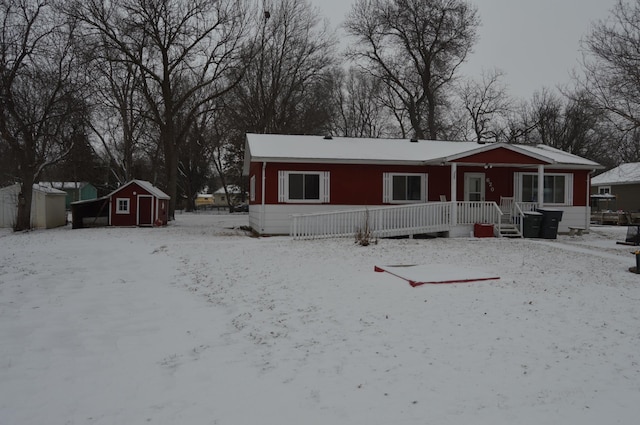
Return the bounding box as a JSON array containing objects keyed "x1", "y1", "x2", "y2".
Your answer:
[{"x1": 464, "y1": 173, "x2": 485, "y2": 201}]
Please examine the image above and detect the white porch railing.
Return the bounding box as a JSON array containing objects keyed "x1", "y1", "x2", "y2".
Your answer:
[
  {"x1": 291, "y1": 201, "x2": 503, "y2": 240},
  {"x1": 506, "y1": 200, "x2": 538, "y2": 235},
  {"x1": 456, "y1": 201, "x2": 503, "y2": 228}
]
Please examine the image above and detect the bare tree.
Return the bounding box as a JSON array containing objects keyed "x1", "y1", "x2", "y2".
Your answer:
[
  {"x1": 0, "y1": 0, "x2": 87, "y2": 230},
  {"x1": 458, "y1": 68, "x2": 511, "y2": 142},
  {"x1": 345, "y1": 0, "x2": 480, "y2": 140},
  {"x1": 616, "y1": 128, "x2": 640, "y2": 163},
  {"x1": 176, "y1": 97, "x2": 218, "y2": 212},
  {"x1": 225, "y1": 0, "x2": 337, "y2": 135},
  {"x1": 329, "y1": 67, "x2": 394, "y2": 138},
  {"x1": 68, "y1": 0, "x2": 254, "y2": 218},
  {"x1": 529, "y1": 89, "x2": 564, "y2": 147},
  {"x1": 581, "y1": 0, "x2": 640, "y2": 131},
  {"x1": 504, "y1": 88, "x2": 611, "y2": 164},
  {"x1": 213, "y1": 0, "x2": 337, "y2": 194},
  {"x1": 86, "y1": 53, "x2": 150, "y2": 186}
]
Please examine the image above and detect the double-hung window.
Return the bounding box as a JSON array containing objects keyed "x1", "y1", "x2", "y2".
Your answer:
[
  {"x1": 278, "y1": 171, "x2": 330, "y2": 203},
  {"x1": 116, "y1": 198, "x2": 130, "y2": 214},
  {"x1": 383, "y1": 173, "x2": 427, "y2": 203},
  {"x1": 516, "y1": 173, "x2": 572, "y2": 205}
]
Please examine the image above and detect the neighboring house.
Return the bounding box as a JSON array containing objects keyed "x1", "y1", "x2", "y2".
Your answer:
[
  {"x1": 40, "y1": 181, "x2": 98, "y2": 209},
  {"x1": 0, "y1": 183, "x2": 67, "y2": 229},
  {"x1": 243, "y1": 134, "x2": 603, "y2": 237},
  {"x1": 71, "y1": 180, "x2": 169, "y2": 229},
  {"x1": 591, "y1": 163, "x2": 640, "y2": 212},
  {"x1": 194, "y1": 193, "x2": 214, "y2": 209},
  {"x1": 212, "y1": 186, "x2": 244, "y2": 206}
]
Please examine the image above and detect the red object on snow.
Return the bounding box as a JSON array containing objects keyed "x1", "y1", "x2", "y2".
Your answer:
[
  {"x1": 474, "y1": 223, "x2": 494, "y2": 238},
  {"x1": 374, "y1": 264, "x2": 500, "y2": 287}
]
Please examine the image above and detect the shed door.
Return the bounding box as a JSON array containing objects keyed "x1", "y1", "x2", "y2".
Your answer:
[{"x1": 138, "y1": 195, "x2": 153, "y2": 226}]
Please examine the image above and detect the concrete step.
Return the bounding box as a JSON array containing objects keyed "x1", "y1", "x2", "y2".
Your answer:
[{"x1": 499, "y1": 225, "x2": 522, "y2": 238}]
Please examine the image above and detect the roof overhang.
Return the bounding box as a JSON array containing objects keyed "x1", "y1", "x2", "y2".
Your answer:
[
  {"x1": 434, "y1": 143, "x2": 553, "y2": 165},
  {"x1": 246, "y1": 156, "x2": 428, "y2": 167},
  {"x1": 593, "y1": 180, "x2": 640, "y2": 186}
]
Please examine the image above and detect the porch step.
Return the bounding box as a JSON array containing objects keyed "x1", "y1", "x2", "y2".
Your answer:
[{"x1": 499, "y1": 224, "x2": 522, "y2": 238}]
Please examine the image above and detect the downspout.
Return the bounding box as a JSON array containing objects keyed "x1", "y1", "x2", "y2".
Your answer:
[{"x1": 261, "y1": 162, "x2": 266, "y2": 234}]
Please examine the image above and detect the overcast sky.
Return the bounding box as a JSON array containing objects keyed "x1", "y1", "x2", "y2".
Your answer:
[{"x1": 308, "y1": 0, "x2": 619, "y2": 100}]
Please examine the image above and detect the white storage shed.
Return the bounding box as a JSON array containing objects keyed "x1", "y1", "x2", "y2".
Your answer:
[{"x1": 0, "y1": 183, "x2": 67, "y2": 229}]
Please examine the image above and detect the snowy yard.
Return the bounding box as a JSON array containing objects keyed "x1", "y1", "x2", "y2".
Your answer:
[{"x1": 1, "y1": 213, "x2": 640, "y2": 424}]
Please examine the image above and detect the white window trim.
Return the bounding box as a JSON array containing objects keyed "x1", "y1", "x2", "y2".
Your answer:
[
  {"x1": 383, "y1": 172, "x2": 428, "y2": 204},
  {"x1": 116, "y1": 197, "x2": 130, "y2": 214},
  {"x1": 598, "y1": 185, "x2": 611, "y2": 195},
  {"x1": 278, "y1": 171, "x2": 330, "y2": 203},
  {"x1": 250, "y1": 175, "x2": 256, "y2": 202},
  {"x1": 514, "y1": 172, "x2": 573, "y2": 206}
]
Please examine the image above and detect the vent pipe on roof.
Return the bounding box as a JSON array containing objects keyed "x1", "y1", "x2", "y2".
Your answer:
[
  {"x1": 410, "y1": 138, "x2": 418, "y2": 143},
  {"x1": 323, "y1": 134, "x2": 332, "y2": 140}
]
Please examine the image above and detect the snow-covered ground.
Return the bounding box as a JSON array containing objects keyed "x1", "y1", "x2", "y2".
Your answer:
[{"x1": 1, "y1": 213, "x2": 640, "y2": 424}]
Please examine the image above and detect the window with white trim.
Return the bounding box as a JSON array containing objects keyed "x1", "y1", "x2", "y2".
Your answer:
[
  {"x1": 278, "y1": 171, "x2": 330, "y2": 203},
  {"x1": 515, "y1": 173, "x2": 572, "y2": 205},
  {"x1": 598, "y1": 186, "x2": 611, "y2": 195},
  {"x1": 116, "y1": 198, "x2": 130, "y2": 214},
  {"x1": 250, "y1": 175, "x2": 256, "y2": 202},
  {"x1": 383, "y1": 173, "x2": 427, "y2": 203}
]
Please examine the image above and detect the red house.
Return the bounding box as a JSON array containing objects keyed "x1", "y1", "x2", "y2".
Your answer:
[
  {"x1": 243, "y1": 134, "x2": 603, "y2": 238},
  {"x1": 71, "y1": 180, "x2": 169, "y2": 228}
]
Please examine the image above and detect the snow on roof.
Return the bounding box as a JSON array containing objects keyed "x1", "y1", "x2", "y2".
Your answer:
[
  {"x1": 132, "y1": 180, "x2": 170, "y2": 199},
  {"x1": 33, "y1": 184, "x2": 67, "y2": 195},
  {"x1": 214, "y1": 185, "x2": 242, "y2": 194},
  {"x1": 108, "y1": 180, "x2": 170, "y2": 199},
  {"x1": 1, "y1": 183, "x2": 66, "y2": 195},
  {"x1": 518, "y1": 144, "x2": 601, "y2": 168},
  {"x1": 591, "y1": 163, "x2": 640, "y2": 185},
  {"x1": 39, "y1": 182, "x2": 91, "y2": 190},
  {"x1": 244, "y1": 134, "x2": 601, "y2": 169}
]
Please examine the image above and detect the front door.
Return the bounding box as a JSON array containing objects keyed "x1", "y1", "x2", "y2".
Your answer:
[
  {"x1": 464, "y1": 173, "x2": 485, "y2": 201},
  {"x1": 138, "y1": 195, "x2": 153, "y2": 226}
]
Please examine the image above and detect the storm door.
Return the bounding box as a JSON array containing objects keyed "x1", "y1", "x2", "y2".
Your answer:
[{"x1": 464, "y1": 173, "x2": 485, "y2": 202}]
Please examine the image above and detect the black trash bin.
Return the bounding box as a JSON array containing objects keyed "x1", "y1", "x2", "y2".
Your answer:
[
  {"x1": 522, "y1": 211, "x2": 543, "y2": 238},
  {"x1": 537, "y1": 209, "x2": 564, "y2": 239}
]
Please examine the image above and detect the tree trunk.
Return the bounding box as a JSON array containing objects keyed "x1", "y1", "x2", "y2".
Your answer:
[
  {"x1": 159, "y1": 112, "x2": 179, "y2": 220},
  {"x1": 15, "y1": 174, "x2": 35, "y2": 231},
  {"x1": 426, "y1": 91, "x2": 438, "y2": 140}
]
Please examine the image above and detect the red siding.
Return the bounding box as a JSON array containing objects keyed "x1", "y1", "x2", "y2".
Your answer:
[
  {"x1": 456, "y1": 166, "x2": 514, "y2": 203},
  {"x1": 257, "y1": 162, "x2": 438, "y2": 205},
  {"x1": 453, "y1": 147, "x2": 547, "y2": 165},
  {"x1": 250, "y1": 162, "x2": 264, "y2": 204},
  {"x1": 249, "y1": 162, "x2": 589, "y2": 207},
  {"x1": 157, "y1": 199, "x2": 168, "y2": 225},
  {"x1": 110, "y1": 182, "x2": 155, "y2": 226},
  {"x1": 570, "y1": 169, "x2": 589, "y2": 206}
]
